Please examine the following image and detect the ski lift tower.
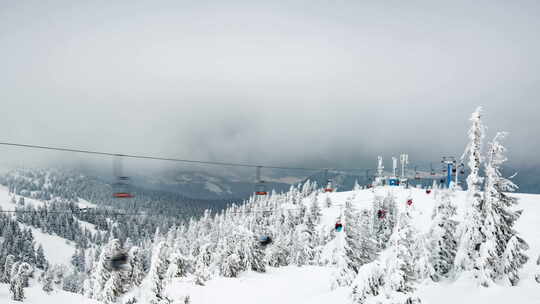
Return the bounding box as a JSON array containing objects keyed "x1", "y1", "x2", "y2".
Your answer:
[
  {"x1": 376, "y1": 156, "x2": 384, "y2": 186},
  {"x1": 441, "y1": 156, "x2": 456, "y2": 188},
  {"x1": 392, "y1": 157, "x2": 398, "y2": 178},
  {"x1": 400, "y1": 154, "x2": 409, "y2": 186}
]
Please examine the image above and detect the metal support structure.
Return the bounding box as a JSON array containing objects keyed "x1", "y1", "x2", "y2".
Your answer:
[
  {"x1": 377, "y1": 156, "x2": 384, "y2": 185},
  {"x1": 441, "y1": 156, "x2": 456, "y2": 188},
  {"x1": 400, "y1": 154, "x2": 408, "y2": 178},
  {"x1": 392, "y1": 157, "x2": 398, "y2": 178}
]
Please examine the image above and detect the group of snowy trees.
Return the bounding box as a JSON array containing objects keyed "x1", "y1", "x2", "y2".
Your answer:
[
  {"x1": 339, "y1": 107, "x2": 528, "y2": 303},
  {"x1": 1, "y1": 168, "x2": 229, "y2": 246},
  {"x1": 0, "y1": 108, "x2": 528, "y2": 303},
  {"x1": 455, "y1": 107, "x2": 528, "y2": 287},
  {"x1": 69, "y1": 181, "x2": 331, "y2": 303}
]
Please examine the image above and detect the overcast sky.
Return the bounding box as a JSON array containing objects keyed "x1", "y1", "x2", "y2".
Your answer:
[{"x1": 1, "y1": 0, "x2": 539, "y2": 173}]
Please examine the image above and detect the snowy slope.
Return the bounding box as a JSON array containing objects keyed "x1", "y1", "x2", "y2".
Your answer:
[
  {"x1": 167, "y1": 266, "x2": 349, "y2": 304},
  {"x1": 0, "y1": 282, "x2": 99, "y2": 304},
  {"x1": 163, "y1": 187, "x2": 540, "y2": 304},
  {"x1": 0, "y1": 185, "x2": 78, "y2": 265},
  {"x1": 23, "y1": 225, "x2": 76, "y2": 265}
]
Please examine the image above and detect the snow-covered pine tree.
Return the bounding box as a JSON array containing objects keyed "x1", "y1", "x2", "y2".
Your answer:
[
  {"x1": 351, "y1": 261, "x2": 385, "y2": 304},
  {"x1": 71, "y1": 246, "x2": 85, "y2": 273},
  {"x1": 309, "y1": 194, "x2": 322, "y2": 225},
  {"x1": 372, "y1": 193, "x2": 397, "y2": 250},
  {"x1": 357, "y1": 209, "x2": 377, "y2": 265},
  {"x1": 535, "y1": 254, "x2": 540, "y2": 284},
  {"x1": 35, "y1": 244, "x2": 48, "y2": 270},
  {"x1": 10, "y1": 263, "x2": 31, "y2": 302},
  {"x1": 482, "y1": 132, "x2": 528, "y2": 285},
  {"x1": 383, "y1": 209, "x2": 416, "y2": 295},
  {"x1": 503, "y1": 235, "x2": 528, "y2": 286},
  {"x1": 128, "y1": 246, "x2": 146, "y2": 287},
  {"x1": 193, "y1": 243, "x2": 212, "y2": 285},
  {"x1": 89, "y1": 238, "x2": 125, "y2": 301},
  {"x1": 354, "y1": 179, "x2": 361, "y2": 191},
  {"x1": 325, "y1": 194, "x2": 332, "y2": 208},
  {"x1": 42, "y1": 269, "x2": 54, "y2": 293},
  {"x1": 332, "y1": 201, "x2": 373, "y2": 288},
  {"x1": 144, "y1": 241, "x2": 172, "y2": 304},
  {"x1": 455, "y1": 106, "x2": 488, "y2": 285},
  {"x1": 101, "y1": 271, "x2": 124, "y2": 304},
  {"x1": 428, "y1": 189, "x2": 458, "y2": 281},
  {"x1": 301, "y1": 196, "x2": 322, "y2": 265},
  {"x1": 2, "y1": 254, "x2": 15, "y2": 283}
]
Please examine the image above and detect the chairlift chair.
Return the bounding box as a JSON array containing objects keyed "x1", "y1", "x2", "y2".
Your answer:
[
  {"x1": 255, "y1": 166, "x2": 268, "y2": 196},
  {"x1": 255, "y1": 182, "x2": 268, "y2": 196},
  {"x1": 108, "y1": 251, "x2": 129, "y2": 271},
  {"x1": 324, "y1": 179, "x2": 334, "y2": 193},
  {"x1": 335, "y1": 220, "x2": 343, "y2": 232},
  {"x1": 258, "y1": 235, "x2": 272, "y2": 246},
  {"x1": 113, "y1": 156, "x2": 134, "y2": 198}
]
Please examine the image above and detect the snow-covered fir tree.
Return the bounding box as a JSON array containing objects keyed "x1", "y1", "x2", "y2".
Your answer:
[
  {"x1": 35, "y1": 244, "x2": 47, "y2": 270},
  {"x1": 372, "y1": 193, "x2": 397, "y2": 250},
  {"x1": 455, "y1": 106, "x2": 488, "y2": 285},
  {"x1": 85, "y1": 238, "x2": 128, "y2": 302},
  {"x1": 333, "y1": 201, "x2": 376, "y2": 288},
  {"x1": 428, "y1": 189, "x2": 458, "y2": 281},
  {"x1": 10, "y1": 262, "x2": 31, "y2": 302},
  {"x1": 41, "y1": 269, "x2": 54, "y2": 294},
  {"x1": 481, "y1": 132, "x2": 528, "y2": 285},
  {"x1": 2, "y1": 254, "x2": 15, "y2": 283},
  {"x1": 383, "y1": 209, "x2": 416, "y2": 295},
  {"x1": 351, "y1": 261, "x2": 385, "y2": 304},
  {"x1": 143, "y1": 241, "x2": 172, "y2": 304},
  {"x1": 128, "y1": 246, "x2": 146, "y2": 287}
]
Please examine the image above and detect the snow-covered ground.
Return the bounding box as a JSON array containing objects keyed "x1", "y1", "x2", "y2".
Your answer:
[
  {"x1": 0, "y1": 186, "x2": 77, "y2": 264},
  {"x1": 0, "y1": 282, "x2": 99, "y2": 304},
  {"x1": 163, "y1": 187, "x2": 540, "y2": 304},
  {"x1": 167, "y1": 266, "x2": 350, "y2": 304},
  {"x1": 0, "y1": 185, "x2": 539, "y2": 303}
]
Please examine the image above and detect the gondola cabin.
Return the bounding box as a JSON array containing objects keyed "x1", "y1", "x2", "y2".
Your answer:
[
  {"x1": 255, "y1": 183, "x2": 267, "y2": 195},
  {"x1": 335, "y1": 220, "x2": 343, "y2": 232},
  {"x1": 108, "y1": 251, "x2": 128, "y2": 271},
  {"x1": 324, "y1": 178, "x2": 334, "y2": 192},
  {"x1": 113, "y1": 192, "x2": 134, "y2": 198},
  {"x1": 113, "y1": 176, "x2": 134, "y2": 198}
]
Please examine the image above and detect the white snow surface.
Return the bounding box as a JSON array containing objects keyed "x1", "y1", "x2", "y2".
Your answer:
[
  {"x1": 162, "y1": 187, "x2": 540, "y2": 304},
  {"x1": 0, "y1": 281, "x2": 99, "y2": 304},
  {"x1": 167, "y1": 266, "x2": 350, "y2": 304},
  {"x1": 1, "y1": 185, "x2": 539, "y2": 304},
  {"x1": 0, "y1": 185, "x2": 77, "y2": 265}
]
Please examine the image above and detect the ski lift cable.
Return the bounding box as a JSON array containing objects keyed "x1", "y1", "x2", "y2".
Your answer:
[
  {"x1": 0, "y1": 142, "x2": 316, "y2": 170},
  {"x1": 0, "y1": 209, "x2": 302, "y2": 216},
  {"x1": 0, "y1": 141, "x2": 376, "y2": 172},
  {"x1": 0, "y1": 210, "x2": 141, "y2": 216},
  {"x1": 0, "y1": 141, "x2": 451, "y2": 183}
]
